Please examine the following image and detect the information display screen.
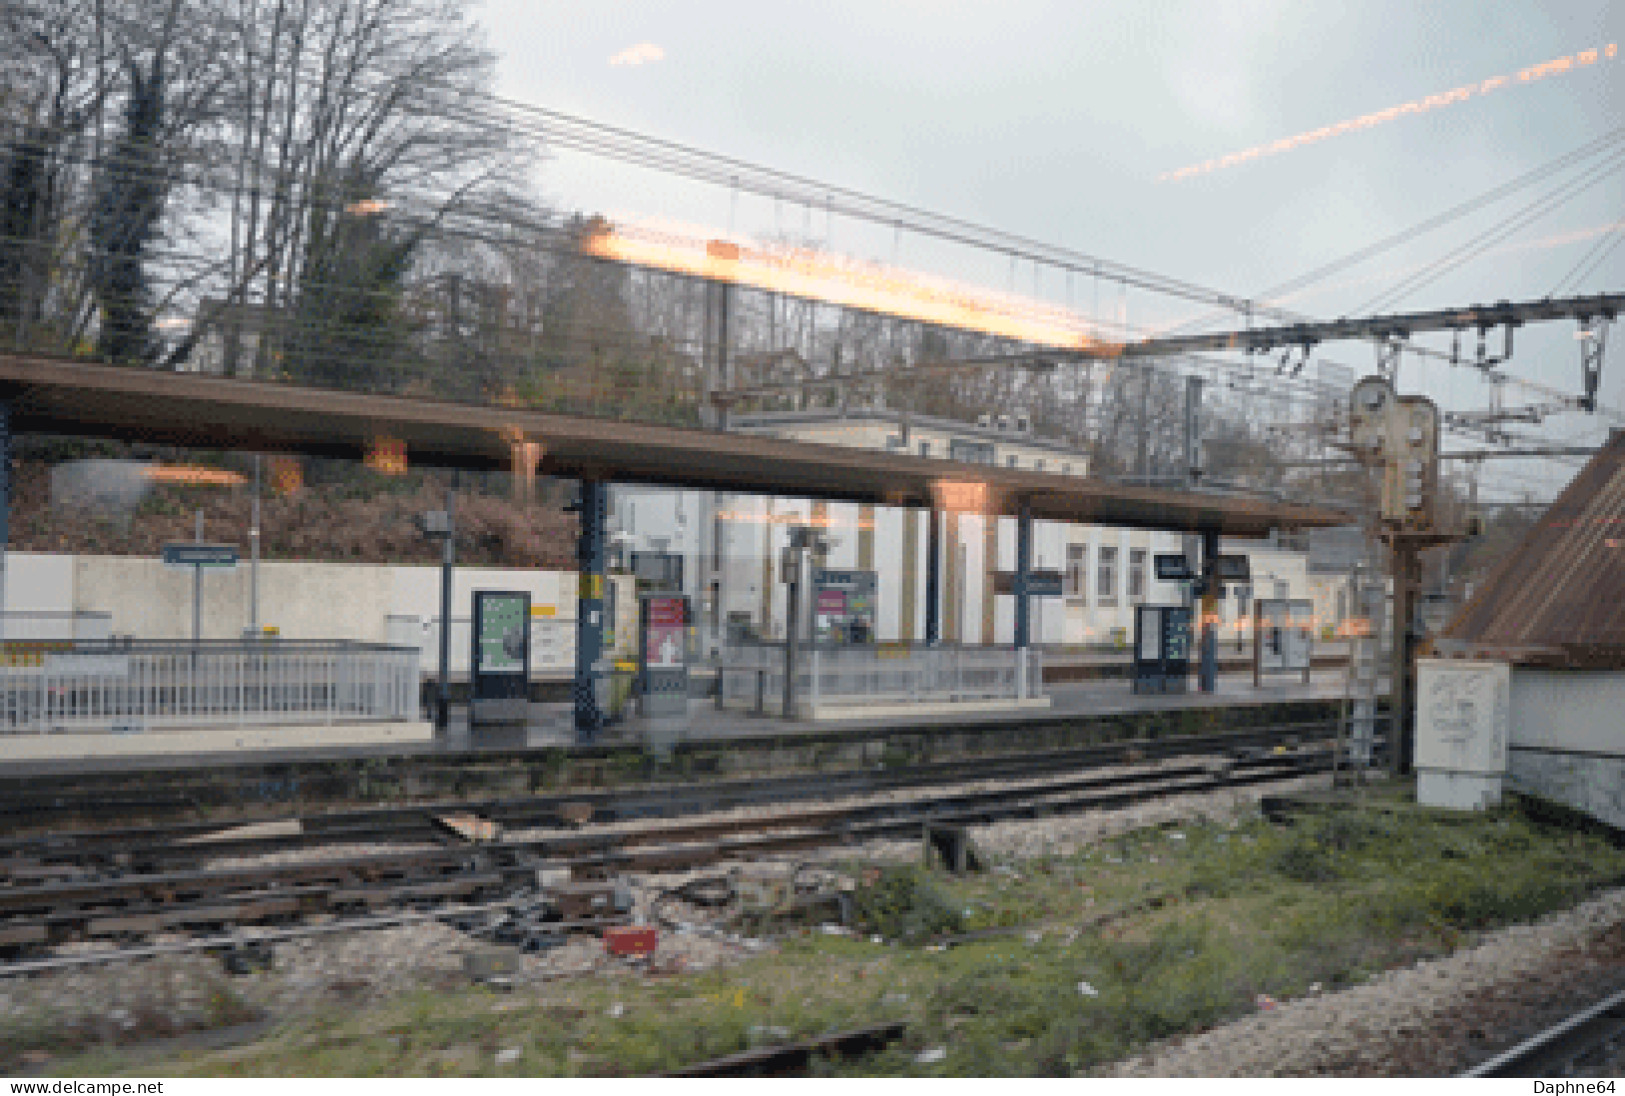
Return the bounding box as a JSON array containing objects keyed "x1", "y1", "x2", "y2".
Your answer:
[{"x1": 474, "y1": 591, "x2": 529, "y2": 675}]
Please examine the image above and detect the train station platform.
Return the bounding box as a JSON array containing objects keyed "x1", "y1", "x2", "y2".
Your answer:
[{"x1": 0, "y1": 669, "x2": 1373, "y2": 779}]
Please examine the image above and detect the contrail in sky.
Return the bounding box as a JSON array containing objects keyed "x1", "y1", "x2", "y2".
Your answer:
[{"x1": 1159, "y1": 41, "x2": 1618, "y2": 183}]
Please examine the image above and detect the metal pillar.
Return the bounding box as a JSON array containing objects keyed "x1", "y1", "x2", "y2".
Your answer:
[
  {"x1": 1388, "y1": 535, "x2": 1420, "y2": 777},
  {"x1": 436, "y1": 486, "x2": 455, "y2": 732},
  {"x1": 249, "y1": 454, "x2": 261, "y2": 632},
  {"x1": 1184, "y1": 376, "x2": 1204, "y2": 486},
  {"x1": 192, "y1": 509, "x2": 204, "y2": 646},
  {"x1": 574, "y1": 479, "x2": 608, "y2": 741},
  {"x1": 925, "y1": 508, "x2": 942, "y2": 646},
  {"x1": 1014, "y1": 504, "x2": 1033, "y2": 700},
  {"x1": 703, "y1": 281, "x2": 734, "y2": 431},
  {"x1": 1199, "y1": 529, "x2": 1219, "y2": 692},
  {"x1": 0, "y1": 400, "x2": 9, "y2": 634},
  {"x1": 782, "y1": 545, "x2": 801, "y2": 718},
  {"x1": 1014, "y1": 505, "x2": 1032, "y2": 649}
]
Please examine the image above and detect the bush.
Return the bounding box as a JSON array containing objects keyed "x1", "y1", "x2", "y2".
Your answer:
[{"x1": 849, "y1": 867, "x2": 964, "y2": 942}]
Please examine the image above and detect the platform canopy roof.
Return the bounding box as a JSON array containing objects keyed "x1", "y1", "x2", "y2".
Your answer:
[
  {"x1": 1439, "y1": 429, "x2": 1625, "y2": 669},
  {"x1": 0, "y1": 354, "x2": 1350, "y2": 538}
]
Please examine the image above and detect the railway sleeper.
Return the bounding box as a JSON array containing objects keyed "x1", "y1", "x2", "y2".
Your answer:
[{"x1": 327, "y1": 872, "x2": 506, "y2": 909}]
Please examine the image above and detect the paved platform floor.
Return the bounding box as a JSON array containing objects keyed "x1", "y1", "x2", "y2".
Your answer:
[{"x1": 397, "y1": 668, "x2": 1370, "y2": 754}]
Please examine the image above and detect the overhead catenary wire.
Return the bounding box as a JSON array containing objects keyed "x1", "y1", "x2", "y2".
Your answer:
[{"x1": 4, "y1": 53, "x2": 1611, "y2": 458}]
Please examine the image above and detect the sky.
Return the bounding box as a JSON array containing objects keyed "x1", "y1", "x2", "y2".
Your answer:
[{"x1": 478, "y1": 0, "x2": 1623, "y2": 500}]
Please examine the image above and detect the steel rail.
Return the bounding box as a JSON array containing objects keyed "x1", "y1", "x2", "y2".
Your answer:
[
  {"x1": 0, "y1": 719, "x2": 1351, "y2": 868},
  {"x1": 0, "y1": 750, "x2": 1336, "y2": 965},
  {"x1": 1462, "y1": 984, "x2": 1625, "y2": 1077}
]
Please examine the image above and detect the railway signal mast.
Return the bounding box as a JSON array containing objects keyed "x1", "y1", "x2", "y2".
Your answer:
[{"x1": 1347, "y1": 375, "x2": 1448, "y2": 777}]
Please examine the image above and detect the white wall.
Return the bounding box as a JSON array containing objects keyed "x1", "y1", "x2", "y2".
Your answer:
[
  {"x1": 4, "y1": 552, "x2": 75, "y2": 613},
  {"x1": 5, "y1": 551, "x2": 576, "y2": 644},
  {"x1": 1509, "y1": 669, "x2": 1625, "y2": 755}
]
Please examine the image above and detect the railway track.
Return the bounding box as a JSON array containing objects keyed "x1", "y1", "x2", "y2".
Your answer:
[
  {"x1": 1463, "y1": 985, "x2": 1625, "y2": 1078},
  {"x1": 0, "y1": 742, "x2": 1338, "y2": 970},
  {"x1": 0, "y1": 720, "x2": 1339, "y2": 877}
]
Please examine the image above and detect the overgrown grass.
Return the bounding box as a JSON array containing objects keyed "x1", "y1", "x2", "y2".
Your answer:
[{"x1": 31, "y1": 791, "x2": 1625, "y2": 1078}]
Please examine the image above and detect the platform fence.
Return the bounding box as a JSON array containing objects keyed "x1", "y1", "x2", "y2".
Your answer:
[
  {"x1": 0, "y1": 639, "x2": 420, "y2": 735},
  {"x1": 716, "y1": 642, "x2": 1042, "y2": 714}
]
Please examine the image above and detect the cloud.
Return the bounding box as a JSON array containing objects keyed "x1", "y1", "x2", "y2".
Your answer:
[{"x1": 609, "y1": 42, "x2": 665, "y2": 67}]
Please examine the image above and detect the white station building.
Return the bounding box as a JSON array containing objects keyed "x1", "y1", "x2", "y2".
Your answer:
[{"x1": 610, "y1": 409, "x2": 1334, "y2": 652}]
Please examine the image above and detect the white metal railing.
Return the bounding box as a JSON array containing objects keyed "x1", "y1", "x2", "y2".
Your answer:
[
  {"x1": 0, "y1": 640, "x2": 420, "y2": 735},
  {"x1": 385, "y1": 614, "x2": 577, "y2": 676},
  {"x1": 716, "y1": 643, "x2": 1043, "y2": 714}
]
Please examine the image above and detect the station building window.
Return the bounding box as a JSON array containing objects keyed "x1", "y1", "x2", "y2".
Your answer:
[
  {"x1": 918, "y1": 440, "x2": 932, "y2": 457},
  {"x1": 949, "y1": 438, "x2": 996, "y2": 464},
  {"x1": 1066, "y1": 544, "x2": 1089, "y2": 601},
  {"x1": 1007, "y1": 455, "x2": 1019, "y2": 468},
  {"x1": 1128, "y1": 548, "x2": 1147, "y2": 603},
  {"x1": 1097, "y1": 546, "x2": 1119, "y2": 606}
]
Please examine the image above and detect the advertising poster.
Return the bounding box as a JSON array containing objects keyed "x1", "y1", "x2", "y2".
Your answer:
[
  {"x1": 645, "y1": 596, "x2": 687, "y2": 668},
  {"x1": 813, "y1": 569, "x2": 877, "y2": 645}
]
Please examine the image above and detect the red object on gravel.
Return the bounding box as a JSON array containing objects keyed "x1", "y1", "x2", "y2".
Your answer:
[{"x1": 604, "y1": 927, "x2": 659, "y2": 957}]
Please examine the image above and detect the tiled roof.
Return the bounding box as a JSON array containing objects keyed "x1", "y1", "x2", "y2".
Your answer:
[{"x1": 1439, "y1": 429, "x2": 1625, "y2": 668}]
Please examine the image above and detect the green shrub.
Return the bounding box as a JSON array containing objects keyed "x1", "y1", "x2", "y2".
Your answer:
[{"x1": 849, "y1": 867, "x2": 964, "y2": 942}]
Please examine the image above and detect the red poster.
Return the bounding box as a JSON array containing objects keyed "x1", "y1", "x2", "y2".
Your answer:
[{"x1": 645, "y1": 597, "x2": 686, "y2": 668}]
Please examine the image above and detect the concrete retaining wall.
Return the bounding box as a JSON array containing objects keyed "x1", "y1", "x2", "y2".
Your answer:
[{"x1": 1506, "y1": 668, "x2": 1625, "y2": 828}]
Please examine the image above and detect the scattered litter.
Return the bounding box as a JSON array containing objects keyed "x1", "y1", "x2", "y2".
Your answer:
[
  {"x1": 1168, "y1": 832, "x2": 1186, "y2": 841},
  {"x1": 924, "y1": 944, "x2": 947, "y2": 953},
  {"x1": 1024, "y1": 930, "x2": 1043, "y2": 944},
  {"x1": 747, "y1": 1025, "x2": 792, "y2": 1043},
  {"x1": 1309, "y1": 982, "x2": 1322, "y2": 994},
  {"x1": 819, "y1": 923, "x2": 851, "y2": 936},
  {"x1": 870, "y1": 935, "x2": 884, "y2": 945},
  {"x1": 916, "y1": 1047, "x2": 947, "y2": 1064},
  {"x1": 884, "y1": 992, "x2": 909, "y2": 1004},
  {"x1": 607, "y1": 1002, "x2": 625, "y2": 1018},
  {"x1": 495, "y1": 1048, "x2": 522, "y2": 1065},
  {"x1": 1077, "y1": 981, "x2": 1099, "y2": 998},
  {"x1": 1255, "y1": 994, "x2": 1277, "y2": 1011}
]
